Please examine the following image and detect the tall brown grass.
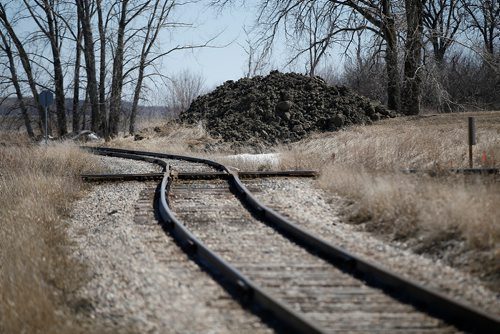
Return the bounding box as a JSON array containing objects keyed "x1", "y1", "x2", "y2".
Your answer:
[
  {"x1": 108, "y1": 121, "x2": 222, "y2": 154},
  {"x1": 99, "y1": 112, "x2": 499, "y2": 286},
  {"x1": 280, "y1": 112, "x2": 500, "y2": 170},
  {"x1": 0, "y1": 142, "x2": 103, "y2": 333},
  {"x1": 278, "y1": 112, "x2": 500, "y2": 287},
  {"x1": 103, "y1": 113, "x2": 500, "y2": 263}
]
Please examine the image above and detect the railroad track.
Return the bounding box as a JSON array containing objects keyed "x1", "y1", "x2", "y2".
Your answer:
[{"x1": 84, "y1": 146, "x2": 500, "y2": 333}]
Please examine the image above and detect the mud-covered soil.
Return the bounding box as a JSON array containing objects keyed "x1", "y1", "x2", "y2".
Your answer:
[{"x1": 180, "y1": 71, "x2": 396, "y2": 146}]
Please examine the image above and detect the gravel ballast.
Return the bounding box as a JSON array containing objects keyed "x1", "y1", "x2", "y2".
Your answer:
[
  {"x1": 67, "y1": 155, "x2": 499, "y2": 332},
  {"x1": 242, "y1": 177, "x2": 500, "y2": 316},
  {"x1": 169, "y1": 179, "x2": 455, "y2": 332},
  {"x1": 67, "y1": 156, "x2": 272, "y2": 333}
]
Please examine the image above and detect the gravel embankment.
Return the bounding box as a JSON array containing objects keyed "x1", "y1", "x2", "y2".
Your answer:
[
  {"x1": 243, "y1": 177, "x2": 500, "y2": 316},
  {"x1": 67, "y1": 156, "x2": 272, "y2": 333}
]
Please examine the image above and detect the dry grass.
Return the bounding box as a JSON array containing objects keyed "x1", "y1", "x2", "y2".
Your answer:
[
  {"x1": 108, "y1": 113, "x2": 500, "y2": 263},
  {"x1": 321, "y1": 169, "x2": 500, "y2": 247},
  {"x1": 99, "y1": 112, "x2": 499, "y2": 286},
  {"x1": 279, "y1": 112, "x2": 500, "y2": 170},
  {"x1": 277, "y1": 111, "x2": 500, "y2": 286},
  {"x1": 107, "y1": 121, "x2": 224, "y2": 155},
  {"x1": 0, "y1": 142, "x2": 104, "y2": 333}
]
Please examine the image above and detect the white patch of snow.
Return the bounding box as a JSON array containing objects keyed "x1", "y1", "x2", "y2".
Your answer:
[{"x1": 224, "y1": 153, "x2": 281, "y2": 168}]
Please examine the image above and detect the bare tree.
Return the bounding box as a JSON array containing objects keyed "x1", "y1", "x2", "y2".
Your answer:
[
  {"x1": 462, "y1": 0, "x2": 499, "y2": 57},
  {"x1": 23, "y1": 0, "x2": 69, "y2": 136},
  {"x1": 128, "y1": 0, "x2": 175, "y2": 134},
  {"x1": 423, "y1": 0, "x2": 464, "y2": 64},
  {"x1": 108, "y1": 0, "x2": 155, "y2": 138},
  {"x1": 76, "y1": 0, "x2": 100, "y2": 132},
  {"x1": 71, "y1": 13, "x2": 83, "y2": 132},
  {"x1": 239, "y1": 27, "x2": 272, "y2": 78},
  {"x1": 165, "y1": 69, "x2": 206, "y2": 116},
  {"x1": 282, "y1": 1, "x2": 353, "y2": 77},
  {"x1": 461, "y1": 0, "x2": 500, "y2": 106},
  {"x1": 419, "y1": 1, "x2": 466, "y2": 112},
  {"x1": 61, "y1": 0, "x2": 115, "y2": 134},
  {"x1": 0, "y1": 2, "x2": 46, "y2": 133},
  {"x1": 402, "y1": 0, "x2": 424, "y2": 115},
  {"x1": 124, "y1": 0, "x2": 221, "y2": 134},
  {"x1": 214, "y1": 0, "x2": 403, "y2": 111},
  {"x1": 341, "y1": 29, "x2": 387, "y2": 103},
  {"x1": 0, "y1": 29, "x2": 35, "y2": 138},
  {"x1": 96, "y1": 0, "x2": 113, "y2": 134},
  {"x1": 344, "y1": 0, "x2": 403, "y2": 112},
  {"x1": 0, "y1": 0, "x2": 222, "y2": 137}
]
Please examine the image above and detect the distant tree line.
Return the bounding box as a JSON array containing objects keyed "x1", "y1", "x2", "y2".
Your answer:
[
  {"x1": 0, "y1": 0, "x2": 498, "y2": 139},
  {"x1": 215, "y1": 0, "x2": 499, "y2": 115},
  {"x1": 0, "y1": 0, "x2": 210, "y2": 139}
]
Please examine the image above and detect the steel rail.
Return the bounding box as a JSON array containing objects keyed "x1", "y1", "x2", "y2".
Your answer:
[
  {"x1": 402, "y1": 168, "x2": 499, "y2": 175},
  {"x1": 230, "y1": 176, "x2": 500, "y2": 333},
  {"x1": 81, "y1": 173, "x2": 164, "y2": 181},
  {"x1": 85, "y1": 146, "x2": 500, "y2": 334},
  {"x1": 86, "y1": 146, "x2": 324, "y2": 332},
  {"x1": 85, "y1": 148, "x2": 169, "y2": 171},
  {"x1": 159, "y1": 165, "x2": 325, "y2": 333},
  {"x1": 84, "y1": 146, "x2": 226, "y2": 172},
  {"x1": 81, "y1": 170, "x2": 318, "y2": 182}
]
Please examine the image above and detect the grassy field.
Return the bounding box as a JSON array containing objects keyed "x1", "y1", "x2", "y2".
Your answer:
[
  {"x1": 277, "y1": 112, "x2": 500, "y2": 289},
  {"x1": 0, "y1": 139, "x2": 105, "y2": 333}
]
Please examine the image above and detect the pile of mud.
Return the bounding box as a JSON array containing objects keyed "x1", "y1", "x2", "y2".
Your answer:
[{"x1": 180, "y1": 71, "x2": 395, "y2": 145}]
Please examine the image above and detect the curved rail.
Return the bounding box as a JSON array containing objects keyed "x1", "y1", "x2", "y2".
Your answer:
[
  {"x1": 159, "y1": 165, "x2": 324, "y2": 333},
  {"x1": 85, "y1": 146, "x2": 500, "y2": 334}
]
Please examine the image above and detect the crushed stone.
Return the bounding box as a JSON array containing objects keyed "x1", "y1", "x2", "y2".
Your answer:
[
  {"x1": 243, "y1": 177, "x2": 500, "y2": 317},
  {"x1": 67, "y1": 156, "x2": 272, "y2": 333}
]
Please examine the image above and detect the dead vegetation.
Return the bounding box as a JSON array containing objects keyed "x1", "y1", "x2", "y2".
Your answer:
[
  {"x1": 3, "y1": 110, "x2": 496, "y2": 333},
  {"x1": 278, "y1": 111, "x2": 500, "y2": 289},
  {"x1": 0, "y1": 141, "x2": 106, "y2": 333},
  {"x1": 107, "y1": 121, "x2": 224, "y2": 154},
  {"x1": 97, "y1": 111, "x2": 500, "y2": 289}
]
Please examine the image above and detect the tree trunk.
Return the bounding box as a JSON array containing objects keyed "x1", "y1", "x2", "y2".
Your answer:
[
  {"x1": 382, "y1": 0, "x2": 400, "y2": 112},
  {"x1": 0, "y1": 4, "x2": 45, "y2": 133},
  {"x1": 385, "y1": 31, "x2": 400, "y2": 112},
  {"x1": 402, "y1": 0, "x2": 423, "y2": 115},
  {"x1": 76, "y1": 0, "x2": 100, "y2": 133},
  {"x1": 129, "y1": 0, "x2": 171, "y2": 134},
  {"x1": 72, "y1": 20, "x2": 82, "y2": 133},
  {"x1": 44, "y1": 2, "x2": 67, "y2": 136},
  {"x1": 96, "y1": 0, "x2": 107, "y2": 135},
  {"x1": 0, "y1": 30, "x2": 34, "y2": 138},
  {"x1": 82, "y1": 89, "x2": 89, "y2": 129},
  {"x1": 108, "y1": 0, "x2": 128, "y2": 138},
  {"x1": 129, "y1": 60, "x2": 145, "y2": 135}
]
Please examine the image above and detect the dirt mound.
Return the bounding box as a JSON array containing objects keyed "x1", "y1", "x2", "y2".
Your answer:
[{"x1": 180, "y1": 71, "x2": 396, "y2": 145}]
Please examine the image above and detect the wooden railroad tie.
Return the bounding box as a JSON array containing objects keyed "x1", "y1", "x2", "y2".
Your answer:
[
  {"x1": 402, "y1": 168, "x2": 499, "y2": 175},
  {"x1": 81, "y1": 170, "x2": 319, "y2": 182}
]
